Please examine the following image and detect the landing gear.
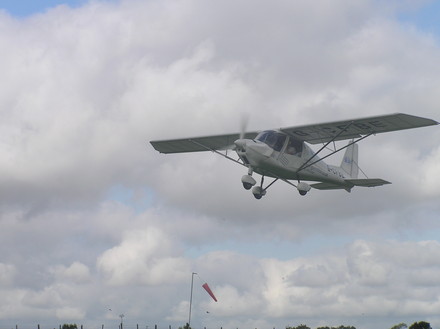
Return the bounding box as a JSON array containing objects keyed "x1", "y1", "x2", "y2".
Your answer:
[
  {"x1": 241, "y1": 171, "x2": 312, "y2": 199},
  {"x1": 241, "y1": 168, "x2": 266, "y2": 199},
  {"x1": 297, "y1": 182, "x2": 311, "y2": 196},
  {"x1": 252, "y1": 186, "x2": 266, "y2": 199},
  {"x1": 241, "y1": 172, "x2": 273, "y2": 200},
  {"x1": 241, "y1": 175, "x2": 256, "y2": 190}
]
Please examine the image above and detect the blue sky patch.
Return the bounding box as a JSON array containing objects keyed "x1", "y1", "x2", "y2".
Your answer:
[
  {"x1": 1, "y1": 0, "x2": 89, "y2": 16},
  {"x1": 397, "y1": 0, "x2": 440, "y2": 38}
]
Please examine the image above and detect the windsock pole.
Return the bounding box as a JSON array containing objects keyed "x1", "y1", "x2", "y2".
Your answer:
[{"x1": 188, "y1": 272, "x2": 197, "y2": 327}]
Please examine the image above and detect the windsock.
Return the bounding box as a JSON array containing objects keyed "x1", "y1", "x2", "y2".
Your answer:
[{"x1": 202, "y1": 283, "x2": 218, "y2": 302}]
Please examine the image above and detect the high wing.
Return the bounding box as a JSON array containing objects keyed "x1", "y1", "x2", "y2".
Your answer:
[
  {"x1": 150, "y1": 132, "x2": 259, "y2": 154},
  {"x1": 280, "y1": 113, "x2": 438, "y2": 144},
  {"x1": 150, "y1": 113, "x2": 438, "y2": 153}
]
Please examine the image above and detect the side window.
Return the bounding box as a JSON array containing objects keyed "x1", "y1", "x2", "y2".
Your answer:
[
  {"x1": 273, "y1": 134, "x2": 286, "y2": 152},
  {"x1": 285, "y1": 138, "x2": 303, "y2": 155}
]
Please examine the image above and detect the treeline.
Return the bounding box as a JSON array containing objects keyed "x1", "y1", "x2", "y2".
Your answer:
[
  {"x1": 286, "y1": 321, "x2": 432, "y2": 329},
  {"x1": 11, "y1": 321, "x2": 433, "y2": 329},
  {"x1": 11, "y1": 324, "x2": 165, "y2": 329},
  {"x1": 391, "y1": 322, "x2": 432, "y2": 329},
  {"x1": 286, "y1": 325, "x2": 355, "y2": 329}
]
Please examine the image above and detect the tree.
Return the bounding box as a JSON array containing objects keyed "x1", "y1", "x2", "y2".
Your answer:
[
  {"x1": 409, "y1": 321, "x2": 431, "y2": 329},
  {"x1": 62, "y1": 325, "x2": 77, "y2": 329},
  {"x1": 286, "y1": 325, "x2": 310, "y2": 329},
  {"x1": 317, "y1": 326, "x2": 356, "y2": 329},
  {"x1": 390, "y1": 323, "x2": 407, "y2": 329}
]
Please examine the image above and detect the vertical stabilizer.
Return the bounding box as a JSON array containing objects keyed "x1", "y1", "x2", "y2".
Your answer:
[{"x1": 341, "y1": 143, "x2": 359, "y2": 178}]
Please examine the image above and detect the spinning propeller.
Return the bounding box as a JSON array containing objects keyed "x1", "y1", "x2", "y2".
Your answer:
[
  {"x1": 222, "y1": 114, "x2": 249, "y2": 151},
  {"x1": 232, "y1": 114, "x2": 249, "y2": 151}
]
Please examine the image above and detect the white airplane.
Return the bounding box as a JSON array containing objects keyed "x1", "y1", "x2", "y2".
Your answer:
[{"x1": 150, "y1": 113, "x2": 438, "y2": 199}]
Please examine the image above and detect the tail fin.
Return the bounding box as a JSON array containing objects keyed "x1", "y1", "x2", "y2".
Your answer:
[{"x1": 341, "y1": 142, "x2": 359, "y2": 179}]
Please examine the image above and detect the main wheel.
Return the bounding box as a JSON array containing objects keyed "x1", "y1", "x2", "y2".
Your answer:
[
  {"x1": 297, "y1": 182, "x2": 311, "y2": 196},
  {"x1": 242, "y1": 182, "x2": 253, "y2": 190},
  {"x1": 252, "y1": 186, "x2": 266, "y2": 200}
]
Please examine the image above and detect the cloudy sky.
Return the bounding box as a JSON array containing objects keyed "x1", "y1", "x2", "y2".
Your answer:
[{"x1": 1, "y1": 1, "x2": 440, "y2": 329}]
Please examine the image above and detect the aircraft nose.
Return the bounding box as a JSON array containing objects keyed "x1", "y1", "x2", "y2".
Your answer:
[{"x1": 234, "y1": 139, "x2": 247, "y2": 151}]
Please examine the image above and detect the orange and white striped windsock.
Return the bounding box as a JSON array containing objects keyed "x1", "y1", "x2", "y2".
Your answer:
[{"x1": 202, "y1": 282, "x2": 218, "y2": 302}]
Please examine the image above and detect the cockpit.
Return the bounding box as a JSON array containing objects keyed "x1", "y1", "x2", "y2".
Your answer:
[
  {"x1": 256, "y1": 130, "x2": 303, "y2": 155},
  {"x1": 256, "y1": 131, "x2": 286, "y2": 151}
]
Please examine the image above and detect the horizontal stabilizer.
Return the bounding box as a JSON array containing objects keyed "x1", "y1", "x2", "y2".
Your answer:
[
  {"x1": 311, "y1": 183, "x2": 351, "y2": 191},
  {"x1": 345, "y1": 178, "x2": 391, "y2": 187},
  {"x1": 311, "y1": 178, "x2": 391, "y2": 191}
]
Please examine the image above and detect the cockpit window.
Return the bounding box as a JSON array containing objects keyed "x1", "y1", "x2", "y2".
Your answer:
[{"x1": 256, "y1": 131, "x2": 286, "y2": 152}]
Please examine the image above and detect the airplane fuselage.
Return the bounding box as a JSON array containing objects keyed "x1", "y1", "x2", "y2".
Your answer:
[{"x1": 235, "y1": 130, "x2": 349, "y2": 186}]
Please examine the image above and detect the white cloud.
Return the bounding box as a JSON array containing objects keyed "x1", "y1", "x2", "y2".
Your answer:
[
  {"x1": 97, "y1": 227, "x2": 189, "y2": 286},
  {"x1": 166, "y1": 300, "x2": 189, "y2": 322},
  {"x1": 421, "y1": 145, "x2": 440, "y2": 196},
  {"x1": 211, "y1": 284, "x2": 263, "y2": 317},
  {"x1": 51, "y1": 262, "x2": 92, "y2": 284},
  {"x1": 23, "y1": 286, "x2": 63, "y2": 308},
  {"x1": 0, "y1": 263, "x2": 16, "y2": 286},
  {"x1": 56, "y1": 306, "x2": 86, "y2": 320},
  {"x1": 347, "y1": 240, "x2": 392, "y2": 286}
]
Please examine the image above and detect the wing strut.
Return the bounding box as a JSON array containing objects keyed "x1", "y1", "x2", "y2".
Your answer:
[
  {"x1": 296, "y1": 121, "x2": 355, "y2": 173},
  {"x1": 187, "y1": 139, "x2": 247, "y2": 167},
  {"x1": 298, "y1": 132, "x2": 373, "y2": 173},
  {"x1": 260, "y1": 176, "x2": 279, "y2": 192}
]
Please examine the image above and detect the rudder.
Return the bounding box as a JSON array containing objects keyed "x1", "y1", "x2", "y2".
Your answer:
[{"x1": 341, "y1": 142, "x2": 359, "y2": 178}]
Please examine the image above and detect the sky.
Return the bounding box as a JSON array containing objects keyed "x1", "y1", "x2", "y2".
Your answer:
[{"x1": 0, "y1": 1, "x2": 440, "y2": 329}]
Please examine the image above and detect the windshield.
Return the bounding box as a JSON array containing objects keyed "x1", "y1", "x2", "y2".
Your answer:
[{"x1": 256, "y1": 131, "x2": 286, "y2": 152}]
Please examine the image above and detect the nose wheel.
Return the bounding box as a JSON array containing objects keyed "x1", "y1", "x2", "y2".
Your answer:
[
  {"x1": 241, "y1": 174, "x2": 256, "y2": 190},
  {"x1": 241, "y1": 173, "x2": 278, "y2": 200},
  {"x1": 241, "y1": 172, "x2": 265, "y2": 199}
]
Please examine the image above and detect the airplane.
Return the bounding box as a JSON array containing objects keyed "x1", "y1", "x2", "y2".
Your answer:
[{"x1": 150, "y1": 113, "x2": 438, "y2": 199}]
